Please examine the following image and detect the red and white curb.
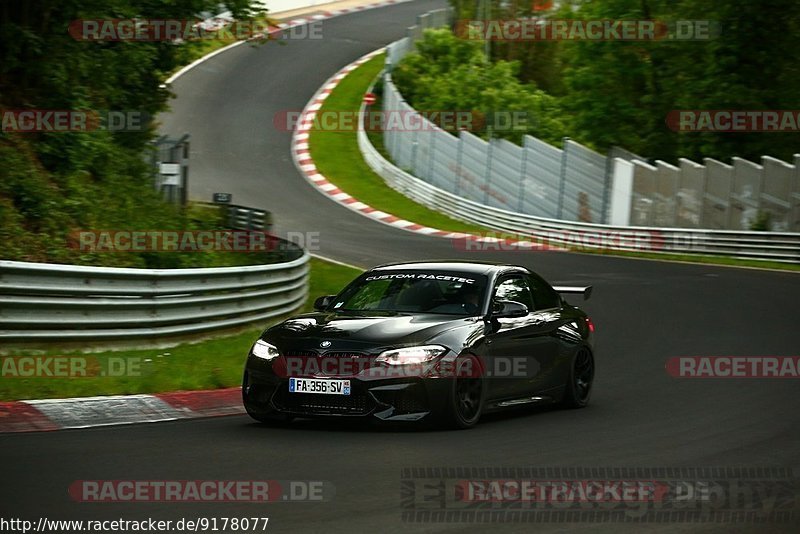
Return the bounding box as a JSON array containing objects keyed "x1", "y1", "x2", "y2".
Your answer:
[
  {"x1": 290, "y1": 51, "x2": 562, "y2": 252},
  {"x1": 0, "y1": 388, "x2": 244, "y2": 433}
]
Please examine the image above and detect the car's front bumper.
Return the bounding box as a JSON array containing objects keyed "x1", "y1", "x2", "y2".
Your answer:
[{"x1": 242, "y1": 356, "x2": 452, "y2": 422}]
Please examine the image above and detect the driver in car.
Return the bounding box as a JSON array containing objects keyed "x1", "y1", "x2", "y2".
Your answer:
[{"x1": 458, "y1": 284, "x2": 481, "y2": 314}]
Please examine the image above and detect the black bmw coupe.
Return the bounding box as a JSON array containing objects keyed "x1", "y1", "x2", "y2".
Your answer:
[{"x1": 243, "y1": 261, "x2": 595, "y2": 429}]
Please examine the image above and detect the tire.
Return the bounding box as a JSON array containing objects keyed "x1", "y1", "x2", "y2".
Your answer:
[
  {"x1": 440, "y1": 354, "x2": 485, "y2": 429},
  {"x1": 561, "y1": 348, "x2": 594, "y2": 409}
]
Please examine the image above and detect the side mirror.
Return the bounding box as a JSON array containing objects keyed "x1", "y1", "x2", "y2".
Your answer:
[
  {"x1": 313, "y1": 295, "x2": 336, "y2": 311},
  {"x1": 492, "y1": 300, "x2": 529, "y2": 318}
]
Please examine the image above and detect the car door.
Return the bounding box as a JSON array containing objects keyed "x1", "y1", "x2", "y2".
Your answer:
[
  {"x1": 525, "y1": 273, "x2": 570, "y2": 394},
  {"x1": 484, "y1": 275, "x2": 561, "y2": 401}
]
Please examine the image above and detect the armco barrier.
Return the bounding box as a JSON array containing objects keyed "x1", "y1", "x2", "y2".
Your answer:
[
  {"x1": 196, "y1": 202, "x2": 274, "y2": 231},
  {"x1": 0, "y1": 249, "x2": 309, "y2": 342},
  {"x1": 360, "y1": 116, "x2": 800, "y2": 263}
]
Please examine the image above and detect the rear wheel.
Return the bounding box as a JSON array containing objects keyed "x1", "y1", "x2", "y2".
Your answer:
[
  {"x1": 561, "y1": 348, "x2": 594, "y2": 408},
  {"x1": 441, "y1": 355, "x2": 484, "y2": 429}
]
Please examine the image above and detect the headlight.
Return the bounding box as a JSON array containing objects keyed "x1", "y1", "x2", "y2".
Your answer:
[
  {"x1": 375, "y1": 345, "x2": 447, "y2": 366},
  {"x1": 251, "y1": 340, "x2": 280, "y2": 361}
]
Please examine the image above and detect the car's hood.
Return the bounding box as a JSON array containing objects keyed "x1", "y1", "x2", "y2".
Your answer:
[{"x1": 263, "y1": 312, "x2": 472, "y2": 351}]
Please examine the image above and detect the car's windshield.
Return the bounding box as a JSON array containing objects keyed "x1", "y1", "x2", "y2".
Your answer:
[{"x1": 332, "y1": 271, "x2": 488, "y2": 315}]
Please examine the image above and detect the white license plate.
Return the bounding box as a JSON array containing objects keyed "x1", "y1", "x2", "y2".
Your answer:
[{"x1": 289, "y1": 377, "x2": 351, "y2": 395}]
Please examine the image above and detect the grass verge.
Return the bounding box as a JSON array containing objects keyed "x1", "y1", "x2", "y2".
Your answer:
[
  {"x1": 0, "y1": 258, "x2": 362, "y2": 402},
  {"x1": 309, "y1": 54, "x2": 490, "y2": 234},
  {"x1": 309, "y1": 54, "x2": 800, "y2": 272}
]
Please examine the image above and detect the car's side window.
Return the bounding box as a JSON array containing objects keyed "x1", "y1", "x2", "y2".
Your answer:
[
  {"x1": 493, "y1": 276, "x2": 535, "y2": 312},
  {"x1": 527, "y1": 274, "x2": 561, "y2": 311}
]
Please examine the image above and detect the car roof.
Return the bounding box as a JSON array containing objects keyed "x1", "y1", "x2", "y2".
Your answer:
[{"x1": 371, "y1": 260, "x2": 527, "y2": 276}]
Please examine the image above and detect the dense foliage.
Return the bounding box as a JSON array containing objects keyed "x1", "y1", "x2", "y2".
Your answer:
[
  {"x1": 408, "y1": 0, "x2": 800, "y2": 163},
  {"x1": 0, "y1": 0, "x2": 263, "y2": 266},
  {"x1": 392, "y1": 29, "x2": 566, "y2": 145}
]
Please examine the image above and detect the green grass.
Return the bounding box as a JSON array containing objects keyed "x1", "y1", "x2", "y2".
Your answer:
[
  {"x1": 309, "y1": 54, "x2": 490, "y2": 235},
  {"x1": 310, "y1": 55, "x2": 800, "y2": 273},
  {"x1": 0, "y1": 258, "x2": 363, "y2": 402}
]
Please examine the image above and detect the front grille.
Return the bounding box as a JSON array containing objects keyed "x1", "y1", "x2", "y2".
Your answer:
[
  {"x1": 284, "y1": 350, "x2": 318, "y2": 357},
  {"x1": 323, "y1": 351, "x2": 368, "y2": 358},
  {"x1": 283, "y1": 351, "x2": 375, "y2": 378},
  {"x1": 283, "y1": 351, "x2": 369, "y2": 358},
  {"x1": 272, "y1": 386, "x2": 372, "y2": 415}
]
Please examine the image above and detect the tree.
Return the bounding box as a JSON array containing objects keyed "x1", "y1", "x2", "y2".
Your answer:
[
  {"x1": 0, "y1": 0, "x2": 265, "y2": 266},
  {"x1": 393, "y1": 28, "x2": 567, "y2": 145}
]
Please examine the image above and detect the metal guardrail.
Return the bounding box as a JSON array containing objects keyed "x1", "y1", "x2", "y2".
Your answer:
[
  {"x1": 0, "y1": 249, "x2": 309, "y2": 342},
  {"x1": 227, "y1": 204, "x2": 271, "y2": 231},
  {"x1": 196, "y1": 202, "x2": 273, "y2": 232},
  {"x1": 359, "y1": 119, "x2": 800, "y2": 263}
]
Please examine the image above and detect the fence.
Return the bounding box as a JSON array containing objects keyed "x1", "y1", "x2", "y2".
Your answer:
[
  {"x1": 360, "y1": 126, "x2": 800, "y2": 262},
  {"x1": 0, "y1": 244, "x2": 309, "y2": 343},
  {"x1": 382, "y1": 10, "x2": 800, "y2": 233}
]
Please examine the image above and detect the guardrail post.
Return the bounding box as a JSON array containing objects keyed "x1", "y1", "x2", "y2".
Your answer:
[
  {"x1": 411, "y1": 129, "x2": 420, "y2": 175},
  {"x1": 483, "y1": 133, "x2": 494, "y2": 205},
  {"x1": 180, "y1": 136, "x2": 190, "y2": 207},
  {"x1": 427, "y1": 128, "x2": 438, "y2": 185},
  {"x1": 557, "y1": 137, "x2": 570, "y2": 219},
  {"x1": 757, "y1": 158, "x2": 767, "y2": 226},
  {"x1": 454, "y1": 131, "x2": 464, "y2": 195},
  {"x1": 518, "y1": 142, "x2": 529, "y2": 213},
  {"x1": 602, "y1": 147, "x2": 616, "y2": 224}
]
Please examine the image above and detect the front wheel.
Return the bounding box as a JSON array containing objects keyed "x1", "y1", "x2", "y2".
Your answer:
[
  {"x1": 561, "y1": 348, "x2": 594, "y2": 408},
  {"x1": 440, "y1": 355, "x2": 485, "y2": 429}
]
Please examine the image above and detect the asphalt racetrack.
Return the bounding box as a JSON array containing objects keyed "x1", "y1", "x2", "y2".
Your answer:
[{"x1": 2, "y1": 1, "x2": 798, "y2": 532}]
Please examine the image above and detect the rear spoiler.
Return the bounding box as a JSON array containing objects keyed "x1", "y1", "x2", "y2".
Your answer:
[{"x1": 553, "y1": 286, "x2": 593, "y2": 301}]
